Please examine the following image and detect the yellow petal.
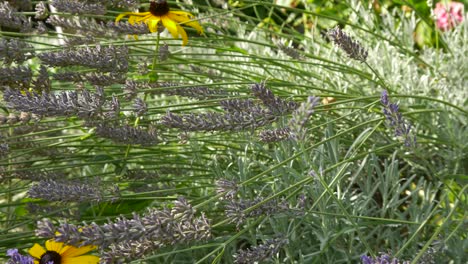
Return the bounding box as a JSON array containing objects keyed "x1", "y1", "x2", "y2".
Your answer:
[
  {"x1": 176, "y1": 23, "x2": 188, "y2": 46},
  {"x1": 116, "y1": 12, "x2": 150, "y2": 23},
  {"x1": 167, "y1": 13, "x2": 203, "y2": 34},
  {"x1": 170, "y1": 10, "x2": 194, "y2": 18},
  {"x1": 167, "y1": 12, "x2": 192, "y2": 23},
  {"x1": 161, "y1": 15, "x2": 179, "y2": 39},
  {"x1": 147, "y1": 17, "x2": 161, "y2": 33},
  {"x1": 60, "y1": 244, "x2": 96, "y2": 258},
  {"x1": 134, "y1": 14, "x2": 154, "y2": 24},
  {"x1": 29, "y1": 243, "x2": 46, "y2": 259},
  {"x1": 45, "y1": 239, "x2": 64, "y2": 253},
  {"x1": 184, "y1": 20, "x2": 204, "y2": 34},
  {"x1": 128, "y1": 15, "x2": 138, "y2": 25},
  {"x1": 62, "y1": 255, "x2": 100, "y2": 264},
  {"x1": 115, "y1": 13, "x2": 127, "y2": 22}
]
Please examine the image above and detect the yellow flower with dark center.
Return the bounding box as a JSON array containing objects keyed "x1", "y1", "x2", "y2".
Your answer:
[
  {"x1": 28, "y1": 239, "x2": 99, "y2": 264},
  {"x1": 115, "y1": 0, "x2": 203, "y2": 46}
]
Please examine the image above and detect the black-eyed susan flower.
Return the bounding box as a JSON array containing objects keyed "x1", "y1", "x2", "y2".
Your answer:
[
  {"x1": 28, "y1": 239, "x2": 99, "y2": 264},
  {"x1": 115, "y1": 0, "x2": 203, "y2": 46}
]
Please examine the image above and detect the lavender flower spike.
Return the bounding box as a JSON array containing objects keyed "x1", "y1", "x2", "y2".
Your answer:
[
  {"x1": 234, "y1": 238, "x2": 288, "y2": 264},
  {"x1": 36, "y1": 197, "x2": 211, "y2": 263},
  {"x1": 380, "y1": 90, "x2": 416, "y2": 147},
  {"x1": 6, "y1": 249, "x2": 34, "y2": 264},
  {"x1": 328, "y1": 26, "x2": 368, "y2": 62},
  {"x1": 361, "y1": 253, "x2": 410, "y2": 264},
  {"x1": 28, "y1": 179, "x2": 103, "y2": 203},
  {"x1": 0, "y1": 2, "x2": 34, "y2": 32}
]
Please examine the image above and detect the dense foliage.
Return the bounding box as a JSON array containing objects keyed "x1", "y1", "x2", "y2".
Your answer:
[{"x1": 0, "y1": 0, "x2": 466, "y2": 263}]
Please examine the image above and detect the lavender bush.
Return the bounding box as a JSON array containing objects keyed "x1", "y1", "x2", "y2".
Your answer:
[{"x1": 0, "y1": 0, "x2": 465, "y2": 263}]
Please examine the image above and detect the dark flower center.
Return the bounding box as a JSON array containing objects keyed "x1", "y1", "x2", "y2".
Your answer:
[
  {"x1": 40, "y1": 250, "x2": 61, "y2": 264},
  {"x1": 149, "y1": 0, "x2": 170, "y2": 16}
]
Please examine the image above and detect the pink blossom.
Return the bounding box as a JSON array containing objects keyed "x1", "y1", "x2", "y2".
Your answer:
[{"x1": 434, "y1": 1, "x2": 464, "y2": 31}]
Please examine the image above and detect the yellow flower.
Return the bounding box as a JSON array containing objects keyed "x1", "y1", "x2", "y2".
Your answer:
[
  {"x1": 28, "y1": 239, "x2": 99, "y2": 264},
  {"x1": 115, "y1": 0, "x2": 203, "y2": 46}
]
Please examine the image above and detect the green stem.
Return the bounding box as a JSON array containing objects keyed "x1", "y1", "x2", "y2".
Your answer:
[{"x1": 365, "y1": 61, "x2": 393, "y2": 93}]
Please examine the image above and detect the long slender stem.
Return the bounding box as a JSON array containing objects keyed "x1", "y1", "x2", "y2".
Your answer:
[{"x1": 124, "y1": 33, "x2": 161, "y2": 159}]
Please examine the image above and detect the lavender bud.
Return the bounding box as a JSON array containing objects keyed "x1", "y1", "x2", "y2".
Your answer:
[
  {"x1": 380, "y1": 90, "x2": 416, "y2": 147},
  {"x1": 106, "y1": 21, "x2": 150, "y2": 35},
  {"x1": 225, "y1": 198, "x2": 290, "y2": 227},
  {"x1": 35, "y1": 218, "x2": 56, "y2": 238},
  {"x1": 380, "y1": 90, "x2": 389, "y2": 106},
  {"x1": 258, "y1": 127, "x2": 292, "y2": 142},
  {"x1": 123, "y1": 80, "x2": 138, "y2": 100},
  {"x1": 3, "y1": 88, "x2": 105, "y2": 118},
  {"x1": 0, "y1": 38, "x2": 34, "y2": 64},
  {"x1": 107, "y1": 95, "x2": 120, "y2": 119},
  {"x1": 215, "y1": 179, "x2": 238, "y2": 200},
  {"x1": 361, "y1": 253, "x2": 410, "y2": 264},
  {"x1": 288, "y1": 95, "x2": 320, "y2": 140},
  {"x1": 36, "y1": 21, "x2": 47, "y2": 34},
  {"x1": 37, "y1": 45, "x2": 129, "y2": 73},
  {"x1": 34, "y1": 1, "x2": 49, "y2": 19},
  {"x1": 45, "y1": 15, "x2": 149, "y2": 40},
  {"x1": 51, "y1": 0, "x2": 106, "y2": 15},
  {"x1": 162, "y1": 108, "x2": 275, "y2": 132},
  {"x1": 234, "y1": 238, "x2": 288, "y2": 264},
  {"x1": 328, "y1": 26, "x2": 368, "y2": 62},
  {"x1": 28, "y1": 179, "x2": 103, "y2": 203},
  {"x1": 251, "y1": 83, "x2": 298, "y2": 115},
  {"x1": 0, "y1": 2, "x2": 33, "y2": 32},
  {"x1": 133, "y1": 98, "x2": 148, "y2": 116},
  {"x1": 220, "y1": 99, "x2": 255, "y2": 113},
  {"x1": 6, "y1": 248, "x2": 34, "y2": 264},
  {"x1": 36, "y1": 198, "x2": 211, "y2": 262},
  {"x1": 99, "y1": 0, "x2": 140, "y2": 9},
  {"x1": 94, "y1": 123, "x2": 158, "y2": 146},
  {"x1": 32, "y1": 65, "x2": 51, "y2": 93},
  {"x1": 0, "y1": 66, "x2": 32, "y2": 88}
]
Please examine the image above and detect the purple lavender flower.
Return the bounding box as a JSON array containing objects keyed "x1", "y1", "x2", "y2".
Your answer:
[
  {"x1": 36, "y1": 197, "x2": 211, "y2": 263},
  {"x1": 234, "y1": 238, "x2": 288, "y2": 264},
  {"x1": 28, "y1": 179, "x2": 103, "y2": 203},
  {"x1": 361, "y1": 253, "x2": 410, "y2": 264},
  {"x1": 258, "y1": 128, "x2": 292, "y2": 142},
  {"x1": 6, "y1": 249, "x2": 34, "y2": 264},
  {"x1": 215, "y1": 179, "x2": 238, "y2": 199},
  {"x1": 0, "y1": 2, "x2": 33, "y2": 32},
  {"x1": 51, "y1": 0, "x2": 106, "y2": 15},
  {"x1": 0, "y1": 38, "x2": 35, "y2": 64},
  {"x1": 251, "y1": 83, "x2": 298, "y2": 115},
  {"x1": 94, "y1": 123, "x2": 158, "y2": 146},
  {"x1": 328, "y1": 26, "x2": 368, "y2": 62},
  {"x1": 3, "y1": 88, "x2": 105, "y2": 119},
  {"x1": 225, "y1": 198, "x2": 290, "y2": 227},
  {"x1": 37, "y1": 45, "x2": 129, "y2": 73},
  {"x1": 380, "y1": 90, "x2": 416, "y2": 147},
  {"x1": 34, "y1": 2, "x2": 48, "y2": 20}
]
